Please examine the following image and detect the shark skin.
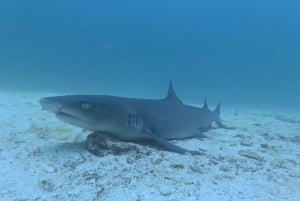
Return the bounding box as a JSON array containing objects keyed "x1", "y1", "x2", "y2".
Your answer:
[{"x1": 39, "y1": 81, "x2": 231, "y2": 155}]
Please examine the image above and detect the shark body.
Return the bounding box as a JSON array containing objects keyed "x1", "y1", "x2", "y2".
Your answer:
[{"x1": 39, "y1": 81, "x2": 230, "y2": 155}]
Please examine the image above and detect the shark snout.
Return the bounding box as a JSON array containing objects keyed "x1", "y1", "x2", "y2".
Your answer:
[{"x1": 39, "y1": 97, "x2": 63, "y2": 113}]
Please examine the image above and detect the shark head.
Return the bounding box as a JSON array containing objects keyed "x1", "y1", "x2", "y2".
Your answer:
[{"x1": 39, "y1": 95, "x2": 131, "y2": 132}]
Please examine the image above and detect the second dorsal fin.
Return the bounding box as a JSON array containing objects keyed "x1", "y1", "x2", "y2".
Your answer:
[{"x1": 165, "y1": 80, "x2": 182, "y2": 103}]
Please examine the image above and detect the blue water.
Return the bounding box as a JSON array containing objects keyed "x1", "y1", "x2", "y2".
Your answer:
[{"x1": 0, "y1": 0, "x2": 299, "y2": 110}]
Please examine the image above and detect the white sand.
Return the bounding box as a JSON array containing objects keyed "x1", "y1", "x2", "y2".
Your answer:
[{"x1": 0, "y1": 91, "x2": 299, "y2": 201}]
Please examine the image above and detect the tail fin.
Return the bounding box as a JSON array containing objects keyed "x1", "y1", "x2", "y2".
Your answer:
[
  {"x1": 214, "y1": 102, "x2": 234, "y2": 129},
  {"x1": 214, "y1": 102, "x2": 223, "y2": 127},
  {"x1": 214, "y1": 102, "x2": 221, "y2": 117}
]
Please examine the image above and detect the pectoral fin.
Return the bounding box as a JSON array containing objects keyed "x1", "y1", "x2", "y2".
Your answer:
[{"x1": 145, "y1": 131, "x2": 200, "y2": 155}]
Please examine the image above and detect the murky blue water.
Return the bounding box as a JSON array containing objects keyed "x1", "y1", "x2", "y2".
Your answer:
[{"x1": 0, "y1": 0, "x2": 299, "y2": 110}]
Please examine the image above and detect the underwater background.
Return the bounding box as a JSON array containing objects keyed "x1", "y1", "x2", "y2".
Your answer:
[{"x1": 0, "y1": 0, "x2": 299, "y2": 110}]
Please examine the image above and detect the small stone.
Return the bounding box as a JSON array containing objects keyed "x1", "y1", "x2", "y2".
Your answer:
[
  {"x1": 238, "y1": 150, "x2": 263, "y2": 161},
  {"x1": 43, "y1": 165, "x2": 55, "y2": 173},
  {"x1": 240, "y1": 139, "x2": 253, "y2": 146},
  {"x1": 260, "y1": 144, "x2": 269, "y2": 149},
  {"x1": 126, "y1": 156, "x2": 134, "y2": 164},
  {"x1": 159, "y1": 185, "x2": 172, "y2": 196},
  {"x1": 190, "y1": 164, "x2": 203, "y2": 174}
]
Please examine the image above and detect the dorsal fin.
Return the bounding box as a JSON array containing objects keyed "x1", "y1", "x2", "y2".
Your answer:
[
  {"x1": 203, "y1": 97, "x2": 209, "y2": 110},
  {"x1": 165, "y1": 80, "x2": 182, "y2": 103}
]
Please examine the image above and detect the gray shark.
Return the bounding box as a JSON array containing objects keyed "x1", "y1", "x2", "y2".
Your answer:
[{"x1": 39, "y1": 81, "x2": 230, "y2": 155}]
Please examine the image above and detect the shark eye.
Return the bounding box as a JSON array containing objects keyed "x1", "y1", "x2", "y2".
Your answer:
[{"x1": 81, "y1": 102, "x2": 92, "y2": 109}]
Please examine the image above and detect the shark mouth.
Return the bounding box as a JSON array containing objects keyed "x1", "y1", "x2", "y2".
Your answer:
[
  {"x1": 55, "y1": 111, "x2": 79, "y2": 119},
  {"x1": 54, "y1": 111, "x2": 88, "y2": 128}
]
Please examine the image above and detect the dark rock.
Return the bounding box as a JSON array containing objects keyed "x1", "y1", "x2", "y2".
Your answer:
[
  {"x1": 86, "y1": 132, "x2": 139, "y2": 156},
  {"x1": 86, "y1": 133, "x2": 108, "y2": 156}
]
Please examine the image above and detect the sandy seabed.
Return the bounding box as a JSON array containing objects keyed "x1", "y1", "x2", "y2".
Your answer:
[{"x1": 0, "y1": 91, "x2": 299, "y2": 201}]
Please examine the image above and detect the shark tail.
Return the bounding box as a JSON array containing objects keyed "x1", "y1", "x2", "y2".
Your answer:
[
  {"x1": 202, "y1": 98, "x2": 219, "y2": 124},
  {"x1": 214, "y1": 102, "x2": 223, "y2": 126},
  {"x1": 214, "y1": 102, "x2": 234, "y2": 129},
  {"x1": 202, "y1": 98, "x2": 233, "y2": 129},
  {"x1": 214, "y1": 102, "x2": 221, "y2": 117},
  {"x1": 203, "y1": 98, "x2": 225, "y2": 128},
  {"x1": 212, "y1": 101, "x2": 224, "y2": 126}
]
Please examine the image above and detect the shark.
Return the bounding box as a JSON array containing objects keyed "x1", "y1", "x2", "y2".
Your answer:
[{"x1": 39, "y1": 81, "x2": 230, "y2": 155}]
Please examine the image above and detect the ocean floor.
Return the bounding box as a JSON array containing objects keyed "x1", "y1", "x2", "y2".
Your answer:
[{"x1": 0, "y1": 91, "x2": 300, "y2": 201}]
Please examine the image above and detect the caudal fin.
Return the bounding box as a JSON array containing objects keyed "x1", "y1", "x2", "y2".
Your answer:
[
  {"x1": 214, "y1": 102, "x2": 234, "y2": 129},
  {"x1": 214, "y1": 102, "x2": 221, "y2": 117}
]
